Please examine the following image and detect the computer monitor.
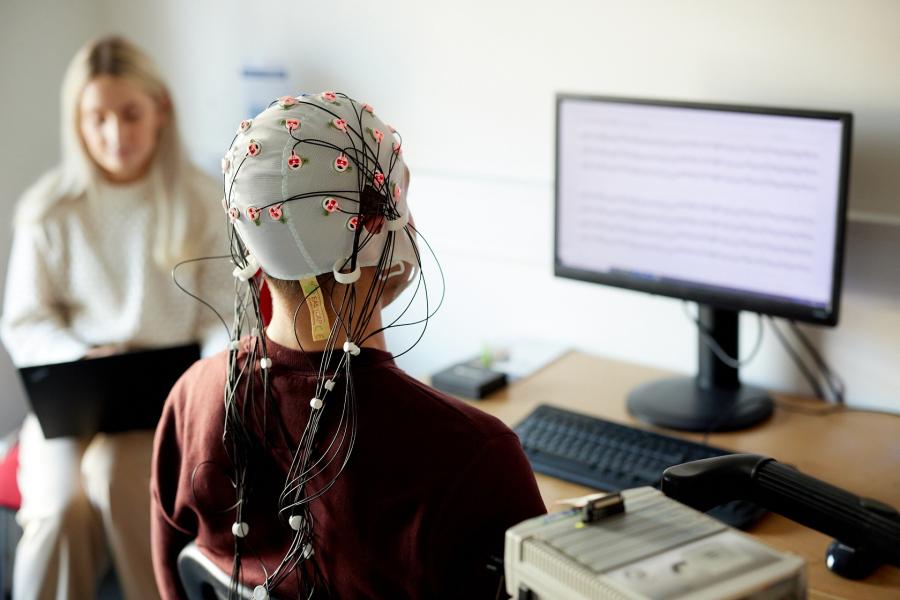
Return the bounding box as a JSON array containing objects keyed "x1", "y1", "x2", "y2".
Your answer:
[{"x1": 555, "y1": 94, "x2": 852, "y2": 431}]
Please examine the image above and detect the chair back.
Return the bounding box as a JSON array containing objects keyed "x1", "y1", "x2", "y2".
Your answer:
[{"x1": 177, "y1": 541, "x2": 257, "y2": 600}]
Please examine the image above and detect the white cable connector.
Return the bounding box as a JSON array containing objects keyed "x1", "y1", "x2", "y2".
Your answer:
[
  {"x1": 232, "y1": 254, "x2": 260, "y2": 282},
  {"x1": 259, "y1": 357, "x2": 273, "y2": 370},
  {"x1": 302, "y1": 543, "x2": 314, "y2": 559},
  {"x1": 343, "y1": 342, "x2": 361, "y2": 356},
  {"x1": 229, "y1": 340, "x2": 240, "y2": 350},
  {"x1": 252, "y1": 585, "x2": 269, "y2": 600},
  {"x1": 232, "y1": 522, "x2": 249, "y2": 538},
  {"x1": 324, "y1": 379, "x2": 336, "y2": 391},
  {"x1": 310, "y1": 397, "x2": 323, "y2": 410},
  {"x1": 288, "y1": 515, "x2": 305, "y2": 531},
  {"x1": 332, "y1": 258, "x2": 361, "y2": 284}
]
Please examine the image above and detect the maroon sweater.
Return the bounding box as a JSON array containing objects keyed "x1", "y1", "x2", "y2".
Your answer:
[{"x1": 151, "y1": 338, "x2": 546, "y2": 599}]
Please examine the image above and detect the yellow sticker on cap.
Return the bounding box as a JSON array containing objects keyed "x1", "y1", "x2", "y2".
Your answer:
[{"x1": 299, "y1": 277, "x2": 331, "y2": 341}]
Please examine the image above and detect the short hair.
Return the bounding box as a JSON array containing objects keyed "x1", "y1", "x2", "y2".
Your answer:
[{"x1": 264, "y1": 271, "x2": 337, "y2": 304}]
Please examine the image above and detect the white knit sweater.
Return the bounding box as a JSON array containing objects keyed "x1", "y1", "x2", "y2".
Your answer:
[{"x1": 1, "y1": 168, "x2": 232, "y2": 367}]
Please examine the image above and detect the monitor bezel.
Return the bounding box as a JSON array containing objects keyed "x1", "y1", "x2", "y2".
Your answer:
[{"x1": 554, "y1": 93, "x2": 852, "y2": 326}]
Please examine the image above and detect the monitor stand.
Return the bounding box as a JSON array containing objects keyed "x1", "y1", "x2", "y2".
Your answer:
[{"x1": 627, "y1": 305, "x2": 774, "y2": 432}]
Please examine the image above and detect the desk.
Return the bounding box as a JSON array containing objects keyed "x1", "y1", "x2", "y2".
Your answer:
[{"x1": 471, "y1": 351, "x2": 900, "y2": 599}]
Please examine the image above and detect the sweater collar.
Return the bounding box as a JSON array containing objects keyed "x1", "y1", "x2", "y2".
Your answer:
[{"x1": 248, "y1": 334, "x2": 396, "y2": 374}]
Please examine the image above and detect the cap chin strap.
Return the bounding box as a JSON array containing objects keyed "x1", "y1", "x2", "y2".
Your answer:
[{"x1": 380, "y1": 260, "x2": 406, "y2": 281}]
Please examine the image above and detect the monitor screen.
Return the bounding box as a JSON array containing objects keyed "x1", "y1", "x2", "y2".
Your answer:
[{"x1": 555, "y1": 95, "x2": 852, "y2": 325}]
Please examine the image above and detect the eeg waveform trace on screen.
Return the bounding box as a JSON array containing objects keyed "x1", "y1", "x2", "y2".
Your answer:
[{"x1": 556, "y1": 98, "x2": 846, "y2": 314}]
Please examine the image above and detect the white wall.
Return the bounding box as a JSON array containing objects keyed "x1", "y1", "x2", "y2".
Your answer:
[
  {"x1": 3, "y1": 0, "x2": 899, "y2": 436},
  {"x1": 94, "y1": 0, "x2": 900, "y2": 220}
]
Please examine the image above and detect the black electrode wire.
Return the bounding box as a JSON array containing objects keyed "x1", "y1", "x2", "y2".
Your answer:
[
  {"x1": 314, "y1": 315, "x2": 346, "y2": 391},
  {"x1": 223, "y1": 336, "x2": 254, "y2": 435},
  {"x1": 364, "y1": 231, "x2": 423, "y2": 338},
  {"x1": 300, "y1": 330, "x2": 349, "y2": 466},
  {"x1": 294, "y1": 124, "x2": 394, "y2": 197},
  {"x1": 238, "y1": 534, "x2": 274, "y2": 590},
  {"x1": 365, "y1": 224, "x2": 446, "y2": 363},
  {"x1": 226, "y1": 154, "x2": 249, "y2": 213},
  {"x1": 387, "y1": 131, "x2": 403, "y2": 177},
  {"x1": 189, "y1": 460, "x2": 243, "y2": 514},
  {"x1": 245, "y1": 276, "x2": 274, "y2": 443},
  {"x1": 220, "y1": 130, "x2": 238, "y2": 207},
  {"x1": 265, "y1": 190, "x2": 365, "y2": 208},
  {"x1": 265, "y1": 534, "x2": 300, "y2": 590},
  {"x1": 224, "y1": 284, "x2": 274, "y2": 599},
  {"x1": 281, "y1": 293, "x2": 357, "y2": 499},
  {"x1": 372, "y1": 235, "x2": 426, "y2": 335},
  {"x1": 351, "y1": 234, "x2": 393, "y2": 341},
  {"x1": 403, "y1": 222, "x2": 445, "y2": 320},
  {"x1": 282, "y1": 303, "x2": 362, "y2": 498},
  {"x1": 293, "y1": 98, "x2": 373, "y2": 158},
  {"x1": 356, "y1": 237, "x2": 395, "y2": 332},
  {"x1": 361, "y1": 238, "x2": 401, "y2": 335},
  {"x1": 314, "y1": 294, "x2": 350, "y2": 385},
  {"x1": 171, "y1": 254, "x2": 233, "y2": 335},
  {"x1": 282, "y1": 394, "x2": 353, "y2": 501},
  {"x1": 241, "y1": 278, "x2": 267, "y2": 438},
  {"x1": 224, "y1": 296, "x2": 253, "y2": 596},
  {"x1": 350, "y1": 96, "x2": 370, "y2": 200},
  {"x1": 375, "y1": 264, "x2": 423, "y2": 335},
  {"x1": 290, "y1": 363, "x2": 359, "y2": 507},
  {"x1": 347, "y1": 220, "x2": 389, "y2": 260},
  {"x1": 366, "y1": 222, "x2": 441, "y2": 338},
  {"x1": 279, "y1": 332, "x2": 350, "y2": 498},
  {"x1": 270, "y1": 533, "x2": 316, "y2": 594},
  {"x1": 683, "y1": 302, "x2": 764, "y2": 369}
]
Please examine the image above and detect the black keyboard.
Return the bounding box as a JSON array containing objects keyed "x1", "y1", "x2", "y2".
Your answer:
[{"x1": 514, "y1": 404, "x2": 766, "y2": 529}]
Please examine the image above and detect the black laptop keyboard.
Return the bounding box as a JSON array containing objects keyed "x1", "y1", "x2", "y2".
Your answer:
[{"x1": 513, "y1": 404, "x2": 766, "y2": 529}]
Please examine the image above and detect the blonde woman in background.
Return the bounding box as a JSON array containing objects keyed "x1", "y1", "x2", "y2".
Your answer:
[{"x1": 1, "y1": 36, "x2": 228, "y2": 600}]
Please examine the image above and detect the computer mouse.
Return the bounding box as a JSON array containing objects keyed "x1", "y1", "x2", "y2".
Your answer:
[{"x1": 825, "y1": 540, "x2": 881, "y2": 580}]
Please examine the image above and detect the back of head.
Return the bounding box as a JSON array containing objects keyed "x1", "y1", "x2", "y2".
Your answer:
[{"x1": 223, "y1": 92, "x2": 411, "y2": 283}]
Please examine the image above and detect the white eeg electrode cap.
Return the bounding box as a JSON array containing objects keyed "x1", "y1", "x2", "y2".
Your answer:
[{"x1": 222, "y1": 92, "x2": 417, "y2": 294}]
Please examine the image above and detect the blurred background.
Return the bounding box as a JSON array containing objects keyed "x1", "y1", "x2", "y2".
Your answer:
[{"x1": 2, "y1": 0, "x2": 899, "y2": 436}]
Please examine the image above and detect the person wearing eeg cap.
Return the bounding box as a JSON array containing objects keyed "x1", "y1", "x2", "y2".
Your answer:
[{"x1": 150, "y1": 92, "x2": 546, "y2": 598}]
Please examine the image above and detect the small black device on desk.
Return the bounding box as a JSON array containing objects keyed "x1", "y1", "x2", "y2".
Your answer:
[
  {"x1": 18, "y1": 343, "x2": 200, "y2": 439},
  {"x1": 513, "y1": 404, "x2": 766, "y2": 529},
  {"x1": 431, "y1": 358, "x2": 507, "y2": 399}
]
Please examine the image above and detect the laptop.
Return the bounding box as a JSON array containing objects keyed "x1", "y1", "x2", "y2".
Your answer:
[{"x1": 18, "y1": 343, "x2": 201, "y2": 439}]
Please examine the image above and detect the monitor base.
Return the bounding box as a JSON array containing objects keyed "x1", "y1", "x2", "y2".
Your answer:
[{"x1": 627, "y1": 377, "x2": 774, "y2": 432}]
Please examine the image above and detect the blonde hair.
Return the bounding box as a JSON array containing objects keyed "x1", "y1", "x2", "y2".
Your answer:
[{"x1": 16, "y1": 35, "x2": 206, "y2": 269}]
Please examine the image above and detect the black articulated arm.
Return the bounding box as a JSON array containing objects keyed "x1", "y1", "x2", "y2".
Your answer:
[{"x1": 661, "y1": 454, "x2": 900, "y2": 577}]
